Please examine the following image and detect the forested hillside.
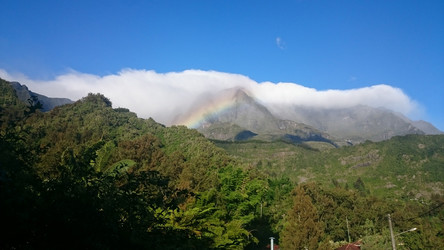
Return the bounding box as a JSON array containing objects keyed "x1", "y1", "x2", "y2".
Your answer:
[
  {"x1": 215, "y1": 135, "x2": 444, "y2": 200},
  {"x1": 1, "y1": 78, "x2": 443, "y2": 249}
]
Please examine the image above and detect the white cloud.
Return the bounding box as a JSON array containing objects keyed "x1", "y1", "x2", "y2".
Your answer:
[
  {"x1": 276, "y1": 37, "x2": 286, "y2": 49},
  {"x1": 348, "y1": 76, "x2": 357, "y2": 82},
  {"x1": 252, "y1": 82, "x2": 418, "y2": 114},
  {"x1": 0, "y1": 68, "x2": 421, "y2": 126}
]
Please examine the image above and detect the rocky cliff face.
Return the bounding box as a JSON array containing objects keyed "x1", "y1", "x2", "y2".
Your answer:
[
  {"x1": 10, "y1": 81, "x2": 73, "y2": 111},
  {"x1": 411, "y1": 120, "x2": 443, "y2": 135},
  {"x1": 178, "y1": 88, "x2": 441, "y2": 144},
  {"x1": 268, "y1": 105, "x2": 427, "y2": 143},
  {"x1": 198, "y1": 88, "x2": 279, "y2": 133},
  {"x1": 180, "y1": 88, "x2": 334, "y2": 145}
]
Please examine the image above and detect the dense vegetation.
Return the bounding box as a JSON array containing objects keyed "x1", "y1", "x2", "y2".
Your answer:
[
  {"x1": 215, "y1": 135, "x2": 444, "y2": 200},
  {"x1": 1, "y1": 78, "x2": 443, "y2": 249}
]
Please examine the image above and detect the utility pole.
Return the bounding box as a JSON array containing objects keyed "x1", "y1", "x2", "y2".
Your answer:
[
  {"x1": 269, "y1": 237, "x2": 274, "y2": 250},
  {"x1": 388, "y1": 214, "x2": 396, "y2": 250},
  {"x1": 260, "y1": 202, "x2": 263, "y2": 218},
  {"x1": 346, "y1": 216, "x2": 351, "y2": 243}
]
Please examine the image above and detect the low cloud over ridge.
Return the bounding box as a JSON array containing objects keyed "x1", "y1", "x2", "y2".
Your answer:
[{"x1": 0, "y1": 69, "x2": 421, "y2": 126}]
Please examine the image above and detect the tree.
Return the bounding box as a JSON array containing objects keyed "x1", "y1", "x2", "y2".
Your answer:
[
  {"x1": 353, "y1": 177, "x2": 367, "y2": 195},
  {"x1": 281, "y1": 185, "x2": 324, "y2": 250}
]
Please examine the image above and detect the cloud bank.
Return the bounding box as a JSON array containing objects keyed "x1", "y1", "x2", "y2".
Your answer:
[{"x1": 0, "y1": 69, "x2": 421, "y2": 126}]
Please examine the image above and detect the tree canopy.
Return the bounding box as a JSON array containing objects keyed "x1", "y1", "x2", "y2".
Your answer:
[{"x1": 1, "y1": 79, "x2": 443, "y2": 249}]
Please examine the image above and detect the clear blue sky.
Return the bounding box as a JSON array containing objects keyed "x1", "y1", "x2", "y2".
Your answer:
[{"x1": 1, "y1": 0, "x2": 443, "y2": 130}]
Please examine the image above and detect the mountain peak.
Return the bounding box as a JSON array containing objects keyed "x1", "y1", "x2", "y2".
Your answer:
[
  {"x1": 218, "y1": 87, "x2": 255, "y2": 104},
  {"x1": 232, "y1": 87, "x2": 251, "y2": 99},
  {"x1": 200, "y1": 88, "x2": 276, "y2": 132},
  {"x1": 9, "y1": 81, "x2": 73, "y2": 112},
  {"x1": 177, "y1": 88, "x2": 333, "y2": 144}
]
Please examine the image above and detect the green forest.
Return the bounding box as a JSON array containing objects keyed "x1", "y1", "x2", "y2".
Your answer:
[{"x1": 1, "y1": 78, "x2": 443, "y2": 249}]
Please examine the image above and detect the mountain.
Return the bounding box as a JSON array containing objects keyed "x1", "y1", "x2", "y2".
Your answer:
[
  {"x1": 177, "y1": 88, "x2": 335, "y2": 145},
  {"x1": 199, "y1": 88, "x2": 279, "y2": 133},
  {"x1": 411, "y1": 120, "x2": 444, "y2": 135},
  {"x1": 268, "y1": 105, "x2": 430, "y2": 143},
  {"x1": 9, "y1": 81, "x2": 73, "y2": 111},
  {"x1": 176, "y1": 88, "x2": 443, "y2": 144},
  {"x1": 6, "y1": 78, "x2": 442, "y2": 144}
]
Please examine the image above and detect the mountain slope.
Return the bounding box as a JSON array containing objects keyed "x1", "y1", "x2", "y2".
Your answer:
[
  {"x1": 179, "y1": 88, "x2": 335, "y2": 145},
  {"x1": 215, "y1": 134, "x2": 444, "y2": 199},
  {"x1": 411, "y1": 120, "x2": 444, "y2": 135},
  {"x1": 200, "y1": 88, "x2": 280, "y2": 133},
  {"x1": 177, "y1": 87, "x2": 441, "y2": 143},
  {"x1": 10, "y1": 81, "x2": 73, "y2": 111},
  {"x1": 269, "y1": 105, "x2": 428, "y2": 143}
]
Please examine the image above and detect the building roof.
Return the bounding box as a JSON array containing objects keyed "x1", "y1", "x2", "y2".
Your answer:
[{"x1": 335, "y1": 241, "x2": 362, "y2": 250}]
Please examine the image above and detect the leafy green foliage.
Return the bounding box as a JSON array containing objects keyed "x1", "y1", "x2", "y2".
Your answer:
[
  {"x1": 0, "y1": 78, "x2": 29, "y2": 129},
  {"x1": 216, "y1": 136, "x2": 444, "y2": 249},
  {"x1": 215, "y1": 134, "x2": 444, "y2": 201},
  {"x1": 0, "y1": 89, "x2": 248, "y2": 248},
  {"x1": 281, "y1": 185, "x2": 324, "y2": 250},
  {"x1": 0, "y1": 78, "x2": 443, "y2": 249}
]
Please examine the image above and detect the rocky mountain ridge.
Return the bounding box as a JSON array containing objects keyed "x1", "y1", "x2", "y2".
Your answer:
[
  {"x1": 182, "y1": 88, "x2": 335, "y2": 145},
  {"x1": 9, "y1": 81, "x2": 73, "y2": 111},
  {"x1": 5, "y1": 79, "x2": 442, "y2": 144},
  {"x1": 267, "y1": 104, "x2": 435, "y2": 143},
  {"x1": 178, "y1": 88, "x2": 442, "y2": 144}
]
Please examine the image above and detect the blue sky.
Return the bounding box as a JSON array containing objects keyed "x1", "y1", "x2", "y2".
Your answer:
[{"x1": 1, "y1": 0, "x2": 443, "y2": 130}]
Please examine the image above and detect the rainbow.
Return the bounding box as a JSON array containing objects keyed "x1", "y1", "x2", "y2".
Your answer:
[{"x1": 176, "y1": 89, "x2": 245, "y2": 128}]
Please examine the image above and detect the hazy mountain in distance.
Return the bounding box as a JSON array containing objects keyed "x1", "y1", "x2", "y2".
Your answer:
[
  {"x1": 411, "y1": 120, "x2": 443, "y2": 135},
  {"x1": 392, "y1": 110, "x2": 443, "y2": 135},
  {"x1": 199, "y1": 88, "x2": 280, "y2": 133},
  {"x1": 10, "y1": 81, "x2": 73, "y2": 111},
  {"x1": 177, "y1": 88, "x2": 335, "y2": 145},
  {"x1": 267, "y1": 104, "x2": 430, "y2": 143}
]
